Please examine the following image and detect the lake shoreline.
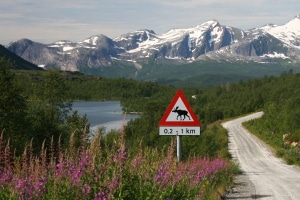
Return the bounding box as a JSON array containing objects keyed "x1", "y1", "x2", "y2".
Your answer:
[{"x1": 72, "y1": 101, "x2": 139, "y2": 133}]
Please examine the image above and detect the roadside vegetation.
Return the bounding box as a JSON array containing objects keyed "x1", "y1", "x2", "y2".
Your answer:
[
  {"x1": 0, "y1": 126, "x2": 235, "y2": 199},
  {"x1": 1, "y1": 56, "x2": 300, "y2": 199},
  {"x1": 242, "y1": 72, "x2": 300, "y2": 165}
]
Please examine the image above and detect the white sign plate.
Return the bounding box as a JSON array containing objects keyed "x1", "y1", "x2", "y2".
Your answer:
[{"x1": 159, "y1": 126, "x2": 200, "y2": 136}]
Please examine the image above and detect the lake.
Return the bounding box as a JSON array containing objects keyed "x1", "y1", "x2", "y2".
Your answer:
[{"x1": 72, "y1": 101, "x2": 139, "y2": 133}]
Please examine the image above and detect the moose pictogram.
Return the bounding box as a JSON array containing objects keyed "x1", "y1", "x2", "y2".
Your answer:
[{"x1": 172, "y1": 106, "x2": 191, "y2": 121}]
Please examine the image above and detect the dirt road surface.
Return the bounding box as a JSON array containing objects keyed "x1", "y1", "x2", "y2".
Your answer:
[{"x1": 222, "y1": 112, "x2": 300, "y2": 200}]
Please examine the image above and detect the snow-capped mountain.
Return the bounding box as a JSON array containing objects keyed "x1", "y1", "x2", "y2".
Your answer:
[
  {"x1": 6, "y1": 15, "x2": 300, "y2": 73},
  {"x1": 114, "y1": 20, "x2": 245, "y2": 61}
]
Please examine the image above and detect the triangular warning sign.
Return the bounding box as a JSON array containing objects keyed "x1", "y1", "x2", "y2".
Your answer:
[{"x1": 159, "y1": 89, "x2": 201, "y2": 126}]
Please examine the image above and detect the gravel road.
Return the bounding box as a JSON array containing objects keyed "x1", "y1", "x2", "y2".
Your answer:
[{"x1": 222, "y1": 112, "x2": 300, "y2": 200}]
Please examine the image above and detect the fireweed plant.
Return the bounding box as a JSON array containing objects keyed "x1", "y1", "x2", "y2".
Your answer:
[{"x1": 0, "y1": 127, "x2": 233, "y2": 200}]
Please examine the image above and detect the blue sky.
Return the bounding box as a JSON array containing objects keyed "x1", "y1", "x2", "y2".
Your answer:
[{"x1": 0, "y1": 0, "x2": 299, "y2": 45}]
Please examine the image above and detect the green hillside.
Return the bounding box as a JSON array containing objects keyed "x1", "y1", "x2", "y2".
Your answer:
[
  {"x1": 134, "y1": 60, "x2": 300, "y2": 87},
  {"x1": 86, "y1": 58, "x2": 300, "y2": 87},
  {"x1": 12, "y1": 67, "x2": 300, "y2": 163}
]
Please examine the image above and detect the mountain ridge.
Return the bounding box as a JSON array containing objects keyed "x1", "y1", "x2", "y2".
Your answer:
[{"x1": 5, "y1": 15, "x2": 300, "y2": 76}]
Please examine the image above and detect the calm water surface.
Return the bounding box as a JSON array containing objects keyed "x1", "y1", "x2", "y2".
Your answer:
[{"x1": 72, "y1": 101, "x2": 139, "y2": 133}]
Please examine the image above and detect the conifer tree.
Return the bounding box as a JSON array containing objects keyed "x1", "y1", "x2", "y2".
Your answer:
[{"x1": 0, "y1": 57, "x2": 28, "y2": 150}]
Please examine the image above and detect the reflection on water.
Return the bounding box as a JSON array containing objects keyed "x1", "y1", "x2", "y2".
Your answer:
[{"x1": 72, "y1": 101, "x2": 139, "y2": 133}]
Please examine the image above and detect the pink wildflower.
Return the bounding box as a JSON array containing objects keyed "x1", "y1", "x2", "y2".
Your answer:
[
  {"x1": 94, "y1": 191, "x2": 107, "y2": 200},
  {"x1": 132, "y1": 156, "x2": 143, "y2": 168}
]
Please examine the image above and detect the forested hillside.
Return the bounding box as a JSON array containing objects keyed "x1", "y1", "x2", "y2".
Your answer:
[{"x1": 10, "y1": 65, "x2": 300, "y2": 161}]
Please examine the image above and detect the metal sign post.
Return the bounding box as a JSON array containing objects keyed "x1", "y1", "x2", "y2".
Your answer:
[{"x1": 177, "y1": 133, "x2": 181, "y2": 162}]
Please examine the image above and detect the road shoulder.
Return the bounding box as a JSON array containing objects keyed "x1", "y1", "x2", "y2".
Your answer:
[{"x1": 224, "y1": 173, "x2": 256, "y2": 199}]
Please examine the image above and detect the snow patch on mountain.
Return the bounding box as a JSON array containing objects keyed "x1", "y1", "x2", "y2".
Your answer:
[
  {"x1": 261, "y1": 15, "x2": 300, "y2": 48},
  {"x1": 80, "y1": 35, "x2": 101, "y2": 46},
  {"x1": 261, "y1": 52, "x2": 289, "y2": 59},
  {"x1": 63, "y1": 46, "x2": 75, "y2": 51}
]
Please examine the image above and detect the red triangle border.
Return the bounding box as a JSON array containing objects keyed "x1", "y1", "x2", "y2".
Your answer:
[{"x1": 159, "y1": 89, "x2": 201, "y2": 126}]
